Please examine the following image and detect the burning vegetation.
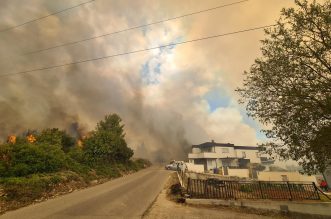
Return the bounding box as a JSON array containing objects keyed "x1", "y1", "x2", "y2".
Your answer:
[
  {"x1": 26, "y1": 134, "x2": 36, "y2": 143},
  {"x1": 0, "y1": 113, "x2": 151, "y2": 212},
  {"x1": 0, "y1": 114, "x2": 141, "y2": 178},
  {"x1": 7, "y1": 135, "x2": 16, "y2": 144}
]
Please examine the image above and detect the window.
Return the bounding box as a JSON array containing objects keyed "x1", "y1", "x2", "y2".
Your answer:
[
  {"x1": 242, "y1": 151, "x2": 246, "y2": 158},
  {"x1": 201, "y1": 147, "x2": 213, "y2": 153},
  {"x1": 222, "y1": 148, "x2": 229, "y2": 153},
  {"x1": 281, "y1": 175, "x2": 289, "y2": 181}
]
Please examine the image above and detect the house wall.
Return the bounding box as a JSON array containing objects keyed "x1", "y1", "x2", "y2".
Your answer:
[
  {"x1": 188, "y1": 152, "x2": 219, "y2": 159},
  {"x1": 227, "y1": 168, "x2": 250, "y2": 178},
  {"x1": 235, "y1": 149, "x2": 260, "y2": 163},
  {"x1": 257, "y1": 171, "x2": 317, "y2": 183},
  {"x1": 190, "y1": 146, "x2": 260, "y2": 164},
  {"x1": 189, "y1": 144, "x2": 262, "y2": 173},
  {"x1": 217, "y1": 159, "x2": 222, "y2": 168},
  {"x1": 220, "y1": 159, "x2": 239, "y2": 167},
  {"x1": 206, "y1": 159, "x2": 217, "y2": 171},
  {"x1": 214, "y1": 147, "x2": 236, "y2": 158},
  {"x1": 192, "y1": 147, "x2": 201, "y2": 153},
  {"x1": 190, "y1": 158, "x2": 220, "y2": 172},
  {"x1": 185, "y1": 163, "x2": 204, "y2": 173}
]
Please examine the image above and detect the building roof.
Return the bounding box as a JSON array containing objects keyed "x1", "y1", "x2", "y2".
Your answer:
[
  {"x1": 235, "y1": 146, "x2": 259, "y2": 150},
  {"x1": 192, "y1": 142, "x2": 234, "y2": 148},
  {"x1": 192, "y1": 141, "x2": 259, "y2": 150}
]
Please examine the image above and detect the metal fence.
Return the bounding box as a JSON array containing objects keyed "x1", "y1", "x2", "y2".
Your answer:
[
  {"x1": 177, "y1": 168, "x2": 189, "y2": 188},
  {"x1": 186, "y1": 178, "x2": 320, "y2": 200}
]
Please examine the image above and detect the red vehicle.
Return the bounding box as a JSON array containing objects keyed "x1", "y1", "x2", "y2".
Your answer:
[{"x1": 320, "y1": 180, "x2": 328, "y2": 192}]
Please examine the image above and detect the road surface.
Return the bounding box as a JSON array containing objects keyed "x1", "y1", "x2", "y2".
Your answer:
[{"x1": 0, "y1": 166, "x2": 170, "y2": 219}]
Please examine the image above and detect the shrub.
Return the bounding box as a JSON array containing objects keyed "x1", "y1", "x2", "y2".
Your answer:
[
  {"x1": 94, "y1": 164, "x2": 121, "y2": 178},
  {"x1": 0, "y1": 143, "x2": 12, "y2": 176},
  {"x1": 239, "y1": 184, "x2": 253, "y2": 193},
  {"x1": 65, "y1": 157, "x2": 90, "y2": 176},
  {"x1": 134, "y1": 158, "x2": 152, "y2": 169},
  {"x1": 1, "y1": 175, "x2": 52, "y2": 201},
  {"x1": 7, "y1": 142, "x2": 66, "y2": 176},
  {"x1": 67, "y1": 147, "x2": 85, "y2": 163},
  {"x1": 37, "y1": 128, "x2": 75, "y2": 153}
]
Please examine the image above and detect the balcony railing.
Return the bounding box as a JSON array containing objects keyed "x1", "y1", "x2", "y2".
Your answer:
[{"x1": 188, "y1": 152, "x2": 219, "y2": 159}]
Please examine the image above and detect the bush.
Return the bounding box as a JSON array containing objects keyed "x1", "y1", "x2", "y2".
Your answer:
[
  {"x1": 1, "y1": 175, "x2": 52, "y2": 201},
  {"x1": 0, "y1": 143, "x2": 12, "y2": 176},
  {"x1": 67, "y1": 147, "x2": 85, "y2": 163},
  {"x1": 5, "y1": 142, "x2": 66, "y2": 177},
  {"x1": 239, "y1": 184, "x2": 253, "y2": 193},
  {"x1": 94, "y1": 164, "x2": 121, "y2": 178},
  {"x1": 65, "y1": 157, "x2": 90, "y2": 178},
  {"x1": 37, "y1": 128, "x2": 75, "y2": 153},
  {"x1": 0, "y1": 172, "x2": 83, "y2": 202},
  {"x1": 121, "y1": 159, "x2": 152, "y2": 172},
  {"x1": 134, "y1": 158, "x2": 152, "y2": 169}
]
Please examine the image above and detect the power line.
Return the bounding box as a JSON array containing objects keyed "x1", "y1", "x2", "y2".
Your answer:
[
  {"x1": 0, "y1": 0, "x2": 96, "y2": 33},
  {"x1": 25, "y1": 0, "x2": 249, "y2": 55},
  {"x1": 0, "y1": 24, "x2": 277, "y2": 78}
]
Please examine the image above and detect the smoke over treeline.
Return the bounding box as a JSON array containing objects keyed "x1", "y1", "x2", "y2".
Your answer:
[
  {"x1": 0, "y1": 0, "x2": 276, "y2": 162},
  {"x1": 0, "y1": 0, "x2": 196, "y2": 162}
]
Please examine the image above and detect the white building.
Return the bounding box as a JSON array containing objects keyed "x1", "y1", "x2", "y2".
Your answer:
[{"x1": 188, "y1": 141, "x2": 264, "y2": 173}]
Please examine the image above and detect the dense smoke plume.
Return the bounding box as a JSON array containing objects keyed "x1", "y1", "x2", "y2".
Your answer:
[{"x1": 0, "y1": 0, "x2": 295, "y2": 162}]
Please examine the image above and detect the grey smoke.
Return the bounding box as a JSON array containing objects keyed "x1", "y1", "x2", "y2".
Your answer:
[{"x1": 0, "y1": 0, "x2": 200, "y2": 161}]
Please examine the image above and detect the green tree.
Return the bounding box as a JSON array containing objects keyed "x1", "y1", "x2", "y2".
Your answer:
[
  {"x1": 237, "y1": 0, "x2": 331, "y2": 173},
  {"x1": 37, "y1": 128, "x2": 75, "y2": 152},
  {"x1": 83, "y1": 114, "x2": 133, "y2": 164}
]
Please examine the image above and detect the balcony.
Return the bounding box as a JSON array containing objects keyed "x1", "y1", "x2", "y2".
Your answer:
[{"x1": 188, "y1": 152, "x2": 219, "y2": 159}]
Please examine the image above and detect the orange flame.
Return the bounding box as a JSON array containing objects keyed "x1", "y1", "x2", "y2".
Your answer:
[
  {"x1": 26, "y1": 134, "x2": 36, "y2": 143},
  {"x1": 7, "y1": 135, "x2": 16, "y2": 144}
]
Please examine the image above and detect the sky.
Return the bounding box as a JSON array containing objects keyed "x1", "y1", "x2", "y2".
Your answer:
[{"x1": 0, "y1": 0, "x2": 299, "y2": 162}]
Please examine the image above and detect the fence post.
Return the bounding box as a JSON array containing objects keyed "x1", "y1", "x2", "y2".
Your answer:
[
  {"x1": 225, "y1": 181, "x2": 230, "y2": 199},
  {"x1": 204, "y1": 180, "x2": 208, "y2": 198},
  {"x1": 312, "y1": 182, "x2": 321, "y2": 200},
  {"x1": 187, "y1": 178, "x2": 191, "y2": 197},
  {"x1": 258, "y1": 181, "x2": 264, "y2": 199},
  {"x1": 232, "y1": 182, "x2": 236, "y2": 200},
  {"x1": 287, "y1": 182, "x2": 293, "y2": 201}
]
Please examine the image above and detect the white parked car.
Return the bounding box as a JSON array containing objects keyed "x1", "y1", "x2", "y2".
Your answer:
[
  {"x1": 165, "y1": 163, "x2": 178, "y2": 170},
  {"x1": 165, "y1": 160, "x2": 183, "y2": 171}
]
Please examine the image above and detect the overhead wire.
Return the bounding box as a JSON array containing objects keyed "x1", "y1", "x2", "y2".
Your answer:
[
  {"x1": 25, "y1": 0, "x2": 249, "y2": 55},
  {"x1": 0, "y1": 24, "x2": 277, "y2": 78},
  {"x1": 0, "y1": 0, "x2": 96, "y2": 33}
]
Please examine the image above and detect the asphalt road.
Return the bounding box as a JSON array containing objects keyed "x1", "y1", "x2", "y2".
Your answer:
[{"x1": 0, "y1": 166, "x2": 170, "y2": 219}]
